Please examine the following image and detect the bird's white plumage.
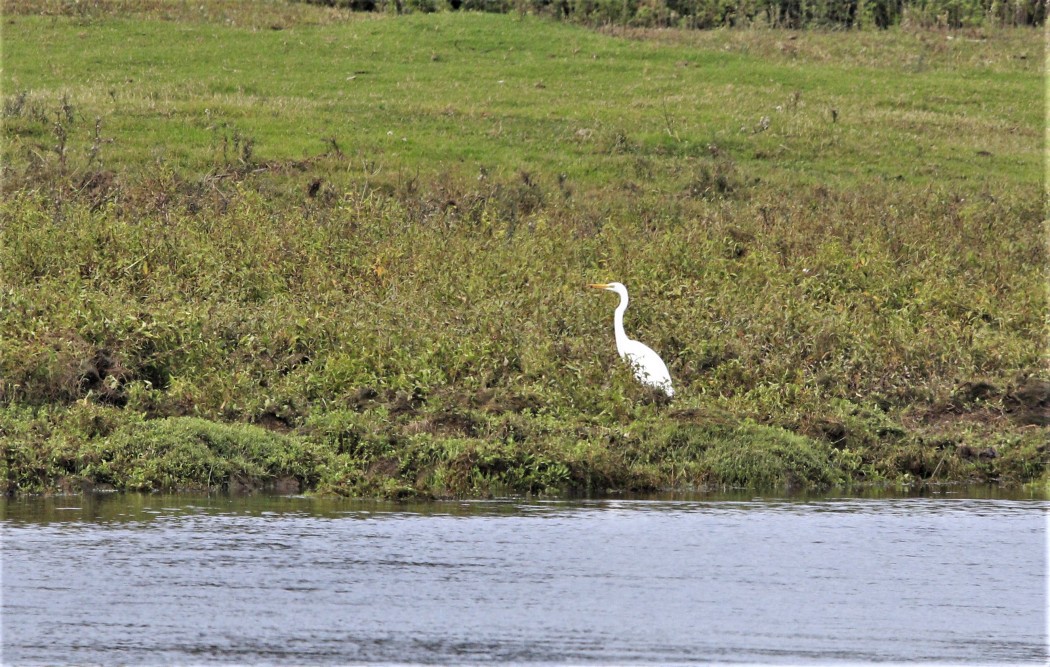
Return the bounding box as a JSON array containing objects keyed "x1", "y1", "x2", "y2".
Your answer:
[
  {"x1": 621, "y1": 339, "x2": 674, "y2": 395},
  {"x1": 589, "y1": 282, "x2": 675, "y2": 397}
]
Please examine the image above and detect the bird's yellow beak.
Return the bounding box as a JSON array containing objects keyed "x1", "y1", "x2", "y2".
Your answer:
[{"x1": 589, "y1": 283, "x2": 610, "y2": 290}]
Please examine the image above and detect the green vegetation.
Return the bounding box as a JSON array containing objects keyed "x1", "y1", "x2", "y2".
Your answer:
[{"x1": 1, "y1": 2, "x2": 1046, "y2": 497}]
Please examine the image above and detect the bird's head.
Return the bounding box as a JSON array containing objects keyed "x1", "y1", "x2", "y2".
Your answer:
[{"x1": 589, "y1": 282, "x2": 627, "y2": 297}]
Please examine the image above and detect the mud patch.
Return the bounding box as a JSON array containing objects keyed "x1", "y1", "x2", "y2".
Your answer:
[{"x1": 1004, "y1": 378, "x2": 1049, "y2": 426}]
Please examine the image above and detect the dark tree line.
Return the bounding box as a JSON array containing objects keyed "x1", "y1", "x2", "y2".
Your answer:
[{"x1": 299, "y1": 0, "x2": 1045, "y2": 27}]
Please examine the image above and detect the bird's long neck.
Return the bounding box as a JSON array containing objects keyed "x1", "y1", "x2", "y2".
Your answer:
[{"x1": 613, "y1": 291, "x2": 629, "y2": 359}]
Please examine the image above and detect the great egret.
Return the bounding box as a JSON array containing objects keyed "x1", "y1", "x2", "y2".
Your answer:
[{"x1": 589, "y1": 282, "x2": 675, "y2": 397}]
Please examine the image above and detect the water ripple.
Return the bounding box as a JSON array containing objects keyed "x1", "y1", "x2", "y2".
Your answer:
[{"x1": 2, "y1": 494, "x2": 1047, "y2": 665}]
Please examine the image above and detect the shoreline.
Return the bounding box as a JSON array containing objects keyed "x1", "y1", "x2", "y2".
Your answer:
[{"x1": 3, "y1": 404, "x2": 1046, "y2": 499}]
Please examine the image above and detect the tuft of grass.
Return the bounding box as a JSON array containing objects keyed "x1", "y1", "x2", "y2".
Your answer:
[
  {"x1": 97, "y1": 417, "x2": 328, "y2": 492},
  {"x1": 0, "y1": 405, "x2": 330, "y2": 494},
  {"x1": 697, "y1": 421, "x2": 842, "y2": 489}
]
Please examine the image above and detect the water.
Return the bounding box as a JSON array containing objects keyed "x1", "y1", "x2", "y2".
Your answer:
[{"x1": 2, "y1": 492, "x2": 1047, "y2": 665}]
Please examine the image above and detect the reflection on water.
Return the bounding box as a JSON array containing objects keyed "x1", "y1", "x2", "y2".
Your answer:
[{"x1": 3, "y1": 490, "x2": 1047, "y2": 665}]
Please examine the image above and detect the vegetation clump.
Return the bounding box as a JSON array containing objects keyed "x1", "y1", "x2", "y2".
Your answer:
[{"x1": 0, "y1": 2, "x2": 1045, "y2": 497}]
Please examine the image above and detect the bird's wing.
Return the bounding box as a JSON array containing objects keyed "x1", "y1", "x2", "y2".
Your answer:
[{"x1": 623, "y1": 340, "x2": 674, "y2": 393}]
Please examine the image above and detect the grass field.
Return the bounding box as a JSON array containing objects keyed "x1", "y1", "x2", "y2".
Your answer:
[
  {"x1": 1, "y1": 1, "x2": 1046, "y2": 497},
  {"x1": 3, "y1": 8, "x2": 1042, "y2": 189}
]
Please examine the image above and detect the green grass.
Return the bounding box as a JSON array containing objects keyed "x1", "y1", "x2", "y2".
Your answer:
[
  {"x1": 0, "y1": 2, "x2": 1046, "y2": 497},
  {"x1": 3, "y1": 9, "x2": 1041, "y2": 189}
]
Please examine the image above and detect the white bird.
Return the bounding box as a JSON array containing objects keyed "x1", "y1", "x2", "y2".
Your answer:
[{"x1": 589, "y1": 282, "x2": 675, "y2": 397}]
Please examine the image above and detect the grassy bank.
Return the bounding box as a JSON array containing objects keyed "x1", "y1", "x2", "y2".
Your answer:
[{"x1": 1, "y1": 2, "x2": 1046, "y2": 497}]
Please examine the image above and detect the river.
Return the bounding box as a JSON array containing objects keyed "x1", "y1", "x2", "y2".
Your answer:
[{"x1": 2, "y1": 491, "x2": 1047, "y2": 665}]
